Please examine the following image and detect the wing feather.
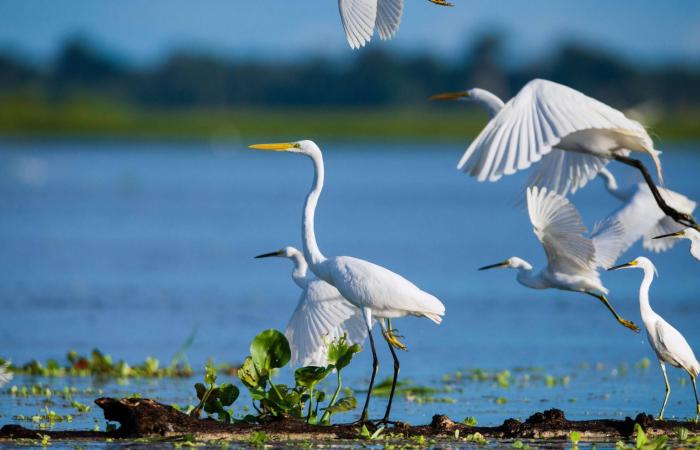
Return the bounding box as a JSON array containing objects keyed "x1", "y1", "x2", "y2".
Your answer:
[
  {"x1": 375, "y1": 0, "x2": 403, "y2": 40},
  {"x1": 525, "y1": 149, "x2": 611, "y2": 197},
  {"x1": 338, "y1": 0, "x2": 377, "y2": 49}
]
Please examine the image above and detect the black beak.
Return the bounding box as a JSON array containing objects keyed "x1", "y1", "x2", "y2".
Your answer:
[
  {"x1": 478, "y1": 261, "x2": 508, "y2": 271},
  {"x1": 254, "y1": 251, "x2": 282, "y2": 259},
  {"x1": 652, "y1": 231, "x2": 684, "y2": 240},
  {"x1": 607, "y1": 262, "x2": 633, "y2": 271}
]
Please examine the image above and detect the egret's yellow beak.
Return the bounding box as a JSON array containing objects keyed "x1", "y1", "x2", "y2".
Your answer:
[
  {"x1": 653, "y1": 230, "x2": 685, "y2": 240},
  {"x1": 429, "y1": 91, "x2": 469, "y2": 101},
  {"x1": 608, "y1": 260, "x2": 638, "y2": 271},
  {"x1": 478, "y1": 260, "x2": 509, "y2": 271},
  {"x1": 428, "y1": 0, "x2": 454, "y2": 6},
  {"x1": 249, "y1": 143, "x2": 295, "y2": 151}
]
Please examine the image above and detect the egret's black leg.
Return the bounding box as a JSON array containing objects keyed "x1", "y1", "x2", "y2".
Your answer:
[
  {"x1": 691, "y1": 374, "x2": 699, "y2": 422},
  {"x1": 359, "y1": 327, "x2": 379, "y2": 423},
  {"x1": 587, "y1": 292, "x2": 640, "y2": 332},
  {"x1": 613, "y1": 154, "x2": 699, "y2": 230},
  {"x1": 659, "y1": 361, "x2": 671, "y2": 420},
  {"x1": 381, "y1": 319, "x2": 401, "y2": 423}
]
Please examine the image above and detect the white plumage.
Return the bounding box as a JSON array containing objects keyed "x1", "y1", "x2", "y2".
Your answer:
[
  {"x1": 608, "y1": 257, "x2": 700, "y2": 419},
  {"x1": 0, "y1": 362, "x2": 12, "y2": 388},
  {"x1": 653, "y1": 227, "x2": 700, "y2": 262}
]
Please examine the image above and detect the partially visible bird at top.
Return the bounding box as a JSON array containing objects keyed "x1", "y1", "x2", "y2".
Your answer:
[
  {"x1": 596, "y1": 167, "x2": 696, "y2": 253},
  {"x1": 339, "y1": 0, "x2": 452, "y2": 50},
  {"x1": 430, "y1": 79, "x2": 699, "y2": 230},
  {"x1": 478, "y1": 186, "x2": 639, "y2": 332},
  {"x1": 250, "y1": 140, "x2": 445, "y2": 424},
  {"x1": 255, "y1": 246, "x2": 369, "y2": 368},
  {"x1": 654, "y1": 228, "x2": 700, "y2": 262},
  {"x1": 608, "y1": 257, "x2": 700, "y2": 420}
]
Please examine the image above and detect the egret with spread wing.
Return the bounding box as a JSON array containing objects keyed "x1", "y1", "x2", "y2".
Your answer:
[
  {"x1": 430, "y1": 79, "x2": 698, "y2": 230},
  {"x1": 609, "y1": 257, "x2": 700, "y2": 420},
  {"x1": 255, "y1": 246, "x2": 369, "y2": 367},
  {"x1": 339, "y1": 0, "x2": 452, "y2": 50},
  {"x1": 479, "y1": 186, "x2": 639, "y2": 332},
  {"x1": 250, "y1": 140, "x2": 445, "y2": 424},
  {"x1": 597, "y1": 167, "x2": 696, "y2": 253},
  {"x1": 654, "y1": 228, "x2": 700, "y2": 262}
]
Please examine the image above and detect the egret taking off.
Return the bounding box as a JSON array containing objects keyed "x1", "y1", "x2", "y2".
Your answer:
[
  {"x1": 250, "y1": 140, "x2": 445, "y2": 424},
  {"x1": 608, "y1": 257, "x2": 700, "y2": 420},
  {"x1": 339, "y1": 0, "x2": 452, "y2": 50},
  {"x1": 654, "y1": 228, "x2": 700, "y2": 262},
  {"x1": 255, "y1": 246, "x2": 369, "y2": 367},
  {"x1": 479, "y1": 186, "x2": 639, "y2": 332},
  {"x1": 430, "y1": 79, "x2": 698, "y2": 230},
  {"x1": 597, "y1": 167, "x2": 696, "y2": 253}
]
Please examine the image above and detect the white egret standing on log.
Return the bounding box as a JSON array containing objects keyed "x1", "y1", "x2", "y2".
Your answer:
[
  {"x1": 596, "y1": 167, "x2": 696, "y2": 253},
  {"x1": 608, "y1": 257, "x2": 700, "y2": 420},
  {"x1": 479, "y1": 186, "x2": 639, "y2": 332},
  {"x1": 255, "y1": 246, "x2": 369, "y2": 367},
  {"x1": 430, "y1": 79, "x2": 698, "y2": 230},
  {"x1": 653, "y1": 228, "x2": 700, "y2": 262},
  {"x1": 339, "y1": 0, "x2": 452, "y2": 50},
  {"x1": 250, "y1": 140, "x2": 445, "y2": 424}
]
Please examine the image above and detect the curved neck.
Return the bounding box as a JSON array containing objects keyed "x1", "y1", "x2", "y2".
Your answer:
[
  {"x1": 471, "y1": 89, "x2": 505, "y2": 118},
  {"x1": 514, "y1": 261, "x2": 546, "y2": 289},
  {"x1": 289, "y1": 251, "x2": 309, "y2": 289},
  {"x1": 302, "y1": 150, "x2": 327, "y2": 268},
  {"x1": 688, "y1": 231, "x2": 700, "y2": 261},
  {"x1": 638, "y1": 267, "x2": 655, "y2": 322}
]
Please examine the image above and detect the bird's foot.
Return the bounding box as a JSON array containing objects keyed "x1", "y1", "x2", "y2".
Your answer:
[
  {"x1": 383, "y1": 328, "x2": 408, "y2": 351},
  {"x1": 428, "y1": 0, "x2": 454, "y2": 6},
  {"x1": 619, "y1": 318, "x2": 640, "y2": 333}
]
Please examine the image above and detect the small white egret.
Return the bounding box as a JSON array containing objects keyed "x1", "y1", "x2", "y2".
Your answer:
[
  {"x1": 654, "y1": 228, "x2": 700, "y2": 262},
  {"x1": 255, "y1": 246, "x2": 369, "y2": 367},
  {"x1": 430, "y1": 79, "x2": 698, "y2": 230},
  {"x1": 608, "y1": 257, "x2": 700, "y2": 420},
  {"x1": 250, "y1": 140, "x2": 445, "y2": 424},
  {"x1": 339, "y1": 0, "x2": 452, "y2": 50},
  {"x1": 0, "y1": 362, "x2": 12, "y2": 388},
  {"x1": 597, "y1": 167, "x2": 696, "y2": 253},
  {"x1": 479, "y1": 186, "x2": 639, "y2": 332}
]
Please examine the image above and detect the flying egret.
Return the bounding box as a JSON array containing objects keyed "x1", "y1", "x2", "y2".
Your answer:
[
  {"x1": 597, "y1": 167, "x2": 696, "y2": 253},
  {"x1": 255, "y1": 246, "x2": 369, "y2": 367},
  {"x1": 653, "y1": 228, "x2": 700, "y2": 262},
  {"x1": 608, "y1": 257, "x2": 700, "y2": 420},
  {"x1": 250, "y1": 140, "x2": 445, "y2": 424},
  {"x1": 430, "y1": 79, "x2": 698, "y2": 230},
  {"x1": 339, "y1": 0, "x2": 452, "y2": 49},
  {"x1": 479, "y1": 186, "x2": 639, "y2": 332}
]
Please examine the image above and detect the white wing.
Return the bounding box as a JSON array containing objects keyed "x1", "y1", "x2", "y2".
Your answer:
[
  {"x1": 527, "y1": 186, "x2": 596, "y2": 275},
  {"x1": 285, "y1": 279, "x2": 368, "y2": 367},
  {"x1": 525, "y1": 148, "x2": 615, "y2": 197},
  {"x1": 642, "y1": 187, "x2": 696, "y2": 253},
  {"x1": 0, "y1": 362, "x2": 12, "y2": 388},
  {"x1": 458, "y1": 79, "x2": 649, "y2": 182},
  {"x1": 338, "y1": 0, "x2": 377, "y2": 49},
  {"x1": 327, "y1": 256, "x2": 445, "y2": 324},
  {"x1": 375, "y1": 0, "x2": 403, "y2": 40},
  {"x1": 590, "y1": 215, "x2": 626, "y2": 269},
  {"x1": 654, "y1": 319, "x2": 700, "y2": 377}
]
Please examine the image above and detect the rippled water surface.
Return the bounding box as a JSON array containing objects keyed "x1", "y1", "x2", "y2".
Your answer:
[{"x1": 1, "y1": 139, "x2": 699, "y2": 447}]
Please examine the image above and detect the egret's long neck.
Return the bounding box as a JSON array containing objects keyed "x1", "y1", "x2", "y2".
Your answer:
[
  {"x1": 472, "y1": 89, "x2": 505, "y2": 118},
  {"x1": 598, "y1": 168, "x2": 627, "y2": 201},
  {"x1": 302, "y1": 150, "x2": 327, "y2": 268},
  {"x1": 514, "y1": 260, "x2": 547, "y2": 289},
  {"x1": 638, "y1": 267, "x2": 656, "y2": 324},
  {"x1": 289, "y1": 251, "x2": 310, "y2": 289},
  {"x1": 688, "y1": 231, "x2": 700, "y2": 261}
]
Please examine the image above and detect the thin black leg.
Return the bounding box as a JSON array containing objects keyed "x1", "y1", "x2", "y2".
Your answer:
[
  {"x1": 359, "y1": 327, "x2": 379, "y2": 423},
  {"x1": 381, "y1": 319, "x2": 401, "y2": 423}
]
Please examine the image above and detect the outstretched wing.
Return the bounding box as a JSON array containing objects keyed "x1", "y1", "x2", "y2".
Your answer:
[
  {"x1": 458, "y1": 79, "x2": 648, "y2": 182},
  {"x1": 524, "y1": 148, "x2": 614, "y2": 197},
  {"x1": 527, "y1": 186, "x2": 596, "y2": 275},
  {"x1": 285, "y1": 280, "x2": 368, "y2": 367},
  {"x1": 338, "y1": 0, "x2": 377, "y2": 49},
  {"x1": 643, "y1": 187, "x2": 696, "y2": 253},
  {"x1": 375, "y1": 0, "x2": 403, "y2": 40},
  {"x1": 590, "y1": 215, "x2": 626, "y2": 269}
]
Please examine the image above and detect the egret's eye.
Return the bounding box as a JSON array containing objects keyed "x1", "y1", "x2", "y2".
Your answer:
[{"x1": 293, "y1": 143, "x2": 301, "y2": 149}]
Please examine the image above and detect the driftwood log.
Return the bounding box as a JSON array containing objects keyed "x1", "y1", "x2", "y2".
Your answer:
[{"x1": 2, "y1": 397, "x2": 700, "y2": 443}]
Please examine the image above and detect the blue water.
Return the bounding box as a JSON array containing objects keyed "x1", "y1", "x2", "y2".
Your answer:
[{"x1": 1, "y1": 138, "x2": 699, "y2": 437}]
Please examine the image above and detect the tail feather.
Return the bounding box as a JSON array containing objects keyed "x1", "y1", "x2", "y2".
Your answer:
[{"x1": 421, "y1": 312, "x2": 444, "y2": 324}]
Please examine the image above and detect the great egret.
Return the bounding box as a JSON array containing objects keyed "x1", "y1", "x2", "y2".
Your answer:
[
  {"x1": 653, "y1": 228, "x2": 700, "y2": 262},
  {"x1": 608, "y1": 257, "x2": 700, "y2": 420},
  {"x1": 255, "y1": 246, "x2": 369, "y2": 367},
  {"x1": 339, "y1": 0, "x2": 452, "y2": 50},
  {"x1": 250, "y1": 140, "x2": 445, "y2": 424},
  {"x1": 479, "y1": 186, "x2": 639, "y2": 332},
  {"x1": 430, "y1": 79, "x2": 698, "y2": 230},
  {"x1": 597, "y1": 167, "x2": 696, "y2": 253}
]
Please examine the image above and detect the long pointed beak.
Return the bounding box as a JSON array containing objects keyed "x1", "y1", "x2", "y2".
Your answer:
[
  {"x1": 478, "y1": 261, "x2": 509, "y2": 271},
  {"x1": 653, "y1": 230, "x2": 685, "y2": 240},
  {"x1": 427, "y1": 0, "x2": 454, "y2": 6},
  {"x1": 249, "y1": 143, "x2": 295, "y2": 151},
  {"x1": 607, "y1": 261, "x2": 637, "y2": 271},
  {"x1": 429, "y1": 91, "x2": 469, "y2": 101},
  {"x1": 254, "y1": 250, "x2": 284, "y2": 259}
]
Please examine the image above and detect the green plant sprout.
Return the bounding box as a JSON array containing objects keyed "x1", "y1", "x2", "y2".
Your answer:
[{"x1": 190, "y1": 362, "x2": 239, "y2": 422}]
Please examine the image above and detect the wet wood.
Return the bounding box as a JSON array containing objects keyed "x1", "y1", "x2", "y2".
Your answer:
[{"x1": 1, "y1": 397, "x2": 699, "y2": 444}]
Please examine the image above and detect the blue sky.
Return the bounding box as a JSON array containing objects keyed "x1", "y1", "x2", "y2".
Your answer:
[{"x1": 2, "y1": 0, "x2": 699, "y2": 65}]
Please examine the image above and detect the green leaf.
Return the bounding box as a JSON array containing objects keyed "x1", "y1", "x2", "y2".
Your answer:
[
  {"x1": 194, "y1": 383, "x2": 206, "y2": 401},
  {"x1": 327, "y1": 335, "x2": 361, "y2": 371},
  {"x1": 250, "y1": 329, "x2": 290, "y2": 371},
  {"x1": 237, "y1": 357, "x2": 261, "y2": 390},
  {"x1": 294, "y1": 366, "x2": 332, "y2": 389},
  {"x1": 570, "y1": 431, "x2": 581, "y2": 445},
  {"x1": 324, "y1": 396, "x2": 357, "y2": 413},
  {"x1": 219, "y1": 384, "x2": 239, "y2": 407},
  {"x1": 635, "y1": 424, "x2": 648, "y2": 449}
]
